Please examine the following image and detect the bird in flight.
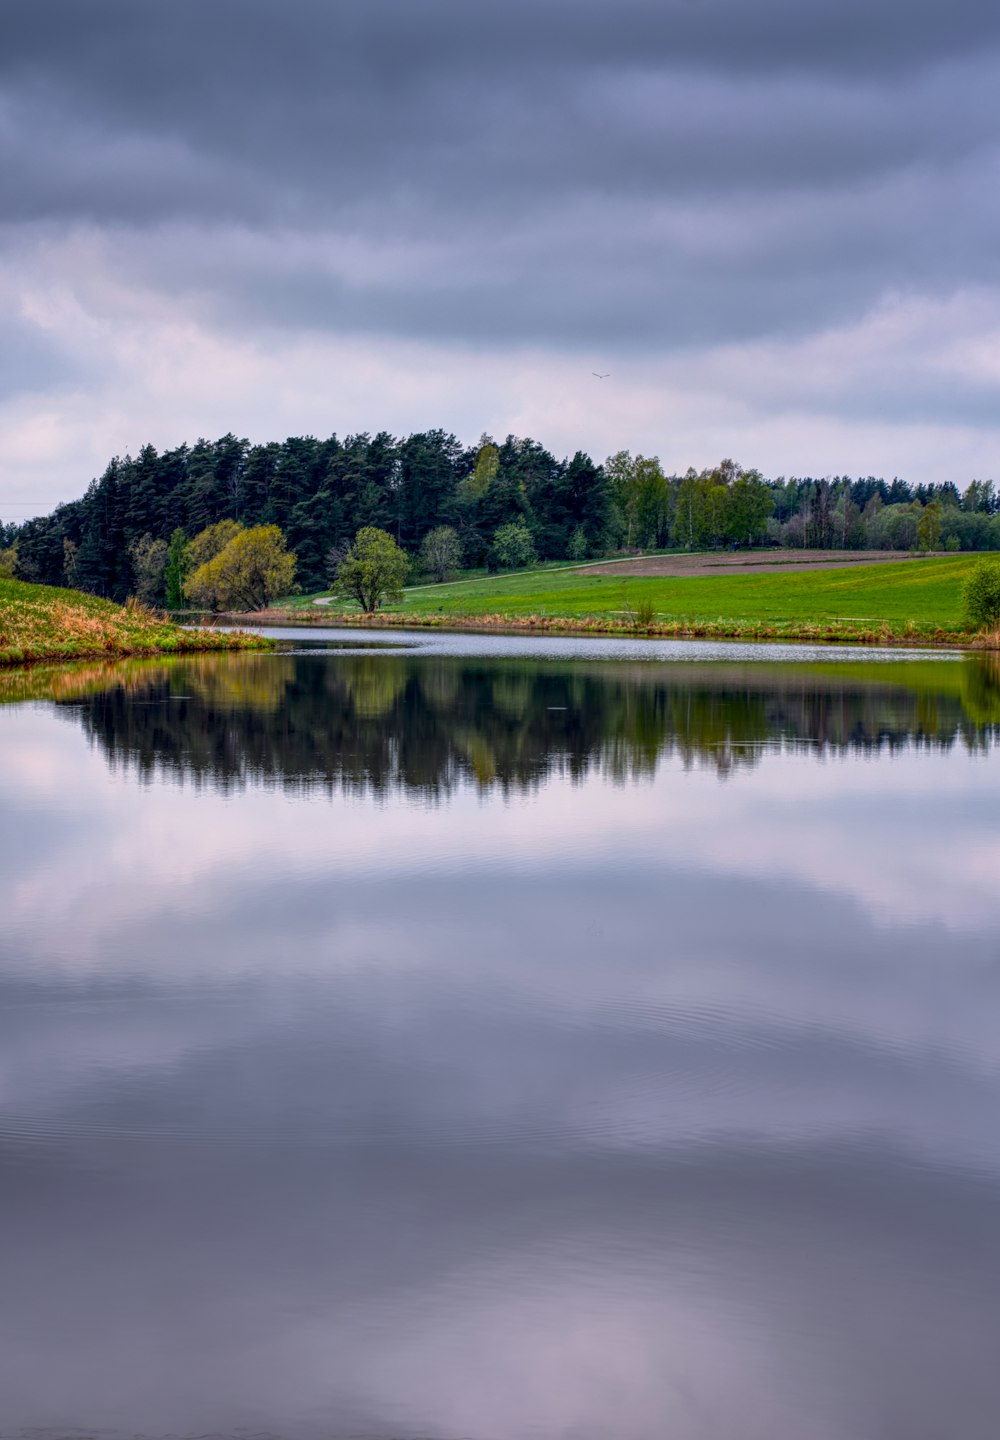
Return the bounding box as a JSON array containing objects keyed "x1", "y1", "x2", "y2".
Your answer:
[{"x1": 592, "y1": 371, "x2": 610, "y2": 379}]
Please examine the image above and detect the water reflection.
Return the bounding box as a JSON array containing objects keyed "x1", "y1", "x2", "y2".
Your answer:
[
  {"x1": 1, "y1": 644, "x2": 1000, "y2": 1440},
  {"x1": 4, "y1": 648, "x2": 998, "y2": 793}
]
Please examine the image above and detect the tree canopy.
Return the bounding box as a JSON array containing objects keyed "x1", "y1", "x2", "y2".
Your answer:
[
  {"x1": 184, "y1": 524, "x2": 297, "y2": 611},
  {"x1": 335, "y1": 527, "x2": 408, "y2": 612},
  {"x1": 6, "y1": 426, "x2": 998, "y2": 603}
]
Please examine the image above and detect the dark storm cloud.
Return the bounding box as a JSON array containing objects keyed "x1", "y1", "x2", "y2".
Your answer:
[
  {"x1": 5, "y1": 0, "x2": 1000, "y2": 95},
  {"x1": 4, "y1": 0, "x2": 1000, "y2": 214},
  {"x1": 1, "y1": 0, "x2": 1000, "y2": 356}
]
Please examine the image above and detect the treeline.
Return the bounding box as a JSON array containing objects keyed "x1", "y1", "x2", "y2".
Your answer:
[
  {"x1": 4, "y1": 429, "x2": 999, "y2": 600},
  {"x1": 62, "y1": 653, "x2": 1000, "y2": 797}
]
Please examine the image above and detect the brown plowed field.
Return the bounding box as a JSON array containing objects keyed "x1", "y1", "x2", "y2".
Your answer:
[{"x1": 579, "y1": 549, "x2": 915, "y2": 577}]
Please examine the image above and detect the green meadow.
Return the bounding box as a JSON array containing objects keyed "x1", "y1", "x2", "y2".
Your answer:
[{"x1": 296, "y1": 555, "x2": 989, "y2": 643}]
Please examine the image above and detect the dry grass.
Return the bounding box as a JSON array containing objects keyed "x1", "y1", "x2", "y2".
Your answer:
[
  {"x1": 0, "y1": 578, "x2": 270, "y2": 667},
  {"x1": 243, "y1": 604, "x2": 993, "y2": 648}
]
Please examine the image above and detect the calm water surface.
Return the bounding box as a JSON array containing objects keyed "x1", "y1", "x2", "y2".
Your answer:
[{"x1": 1, "y1": 632, "x2": 999, "y2": 1440}]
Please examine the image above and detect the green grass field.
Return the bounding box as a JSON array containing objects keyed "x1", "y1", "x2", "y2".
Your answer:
[
  {"x1": 297, "y1": 555, "x2": 987, "y2": 641},
  {"x1": 0, "y1": 577, "x2": 268, "y2": 666}
]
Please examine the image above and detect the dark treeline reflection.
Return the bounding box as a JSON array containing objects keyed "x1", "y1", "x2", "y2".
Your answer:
[{"x1": 39, "y1": 650, "x2": 1000, "y2": 797}]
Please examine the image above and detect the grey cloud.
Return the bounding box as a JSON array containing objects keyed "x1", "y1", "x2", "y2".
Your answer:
[
  {"x1": 4, "y1": 11, "x2": 999, "y2": 220},
  {"x1": 0, "y1": 312, "x2": 82, "y2": 396},
  {"x1": 4, "y1": 0, "x2": 1000, "y2": 95},
  {"x1": 2, "y1": 0, "x2": 1000, "y2": 450}
]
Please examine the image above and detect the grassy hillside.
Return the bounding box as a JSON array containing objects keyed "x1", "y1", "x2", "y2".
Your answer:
[
  {"x1": 282, "y1": 554, "x2": 987, "y2": 643},
  {"x1": 399, "y1": 555, "x2": 972, "y2": 624},
  {"x1": 0, "y1": 578, "x2": 268, "y2": 667},
  {"x1": 264, "y1": 553, "x2": 1000, "y2": 646}
]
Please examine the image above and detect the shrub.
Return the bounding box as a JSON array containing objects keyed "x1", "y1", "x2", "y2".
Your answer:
[
  {"x1": 963, "y1": 559, "x2": 1000, "y2": 631},
  {"x1": 635, "y1": 597, "x2": 656, "y2": 631}
]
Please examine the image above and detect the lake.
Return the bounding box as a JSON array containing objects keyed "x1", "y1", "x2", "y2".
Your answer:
[{"x1": 1, "y1": 630, "x2": 999, "y2": 1440}]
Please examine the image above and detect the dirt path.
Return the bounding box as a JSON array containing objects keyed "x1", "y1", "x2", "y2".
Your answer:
[{"x1": 581, "y1": 550, "x2": 915, "y2": 578}]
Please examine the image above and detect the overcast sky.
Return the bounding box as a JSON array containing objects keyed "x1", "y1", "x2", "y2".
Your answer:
[{"x1": 2, "y1": 0, "x2": 999, "y2": 519}]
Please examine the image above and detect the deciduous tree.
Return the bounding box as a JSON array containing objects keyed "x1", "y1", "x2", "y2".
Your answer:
[
  {"x1": 420, "y1": 525, "x2": 463, "y2": 582},
  {"x1": 185, "y1": 525, "x2": 297, "y2": 610},
  {"x1": 128, "y1": 533, "x2": 169, "y2": 605},
  {"x1": 728, "y1": 469, "x2": 774, "y2": 547},
  {"x1": 188, "y1": 519, "x2": 242, "y2": 572},
  {"x1": 567, "y1": 524, "x2": 588, "y2": 561},
  {"x1": 336, "y1": 527, "x2": 408, "y2": 612},
  {"x1": 491, "y1": 517, "x2": 537, "y2": 570},
  {"x1": 918, "y1": 499, "x2": 942, "y2": 553},
  {"x1": 164, "y1": 529, "x2": 191, "y2": 609}
]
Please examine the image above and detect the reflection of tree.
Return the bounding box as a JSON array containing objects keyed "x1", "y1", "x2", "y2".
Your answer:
[
  {"x1": 491, "y1": 673, "x2": 533, "y2": 720},
  {"x1": 418, "y1": 662, "x2": 461, "y2": 714},
  {"x1": 25, "y1": 651, "x2": 998, "y2": 797},
  {"x1": 334, "y1": 656, "x2": 407, "y2": 720},
  {"x1": 0, "y1": 658, "x2": 173, "y2": 706},
  {"x1": 185, "y1": 654, "x2": 296, "y2": 712},
  {"x1": 962, "y1": 654, "x2": 1000, "y2": 728}
]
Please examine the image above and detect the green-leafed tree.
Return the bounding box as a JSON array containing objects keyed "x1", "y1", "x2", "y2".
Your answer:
[
  {"x1": 567, "y1": 524, "x2": 588, "y2": 561},
  {"x1": 185, "y1": 525, "x2": 297, "y2": 611},
  {"x1": 491, "y1": 517, "x2": 537, "y2": 571},
  {"x1": 188, "y1": 519, "x2": 243, "y2": 572},
  {"x1": 458, "y1": 437, "x2": 500, "y2": 506},
  {"x1": 728, "y1": 468, "x2": 773, "y2": 547},
  {"x1": 183, "y1": 520, "x2": 244, "y2": 610},
  {"x1": 918, "y1": 499, "x2": 942, "y2": 553},
  {"x1": 336, "y1": 527, "x2": 408, "y2": 612},
  {"x1": 164, "y1": 529, "x2": 191, "y2": 609},
  {"x1": 606, "y1": 451, "x2": 667, "y2": 550}
]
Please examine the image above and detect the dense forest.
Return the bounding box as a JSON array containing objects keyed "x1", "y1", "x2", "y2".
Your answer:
[{"x1": 4, "y1": 429, "x2": 999, "y2": 601}]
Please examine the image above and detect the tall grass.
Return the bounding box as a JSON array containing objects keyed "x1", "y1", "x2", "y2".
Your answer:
[{"x1": 0, "y1": 578, "x2": 269, "y2": 667}]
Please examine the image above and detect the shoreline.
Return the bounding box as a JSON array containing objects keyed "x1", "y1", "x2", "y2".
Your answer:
[
  {"x1": 223, "y1": 606, "x2": 992, "y2": 651},
  {"x1": 0, "y1": 578, "x2": 272, "y2": 669},
  {"x1": 0, "y1": 629, "x2": 271, "y2": 670}
]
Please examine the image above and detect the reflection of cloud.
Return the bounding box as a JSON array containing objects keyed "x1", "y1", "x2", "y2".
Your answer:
[
  {"x1": 2, "y1": 704, "x2": 1000, "y2": 1180},
  {"x1": 2, "y1": 706, "x2": 999, "y2": 955},
  {"x1": 3, "y1": 690, "x2": 1000, "y2": 1436}
]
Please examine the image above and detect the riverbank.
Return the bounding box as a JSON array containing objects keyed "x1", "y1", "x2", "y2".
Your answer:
[
  {"x1": 0, "y1": 578, "x2": 270, "y2": 666},
  {"x1": 245, "y1": 555, "x2": 997, "y2": 649},
  {"x1": 239, "y1": 606, "x2": 992, "y2": 648}
]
